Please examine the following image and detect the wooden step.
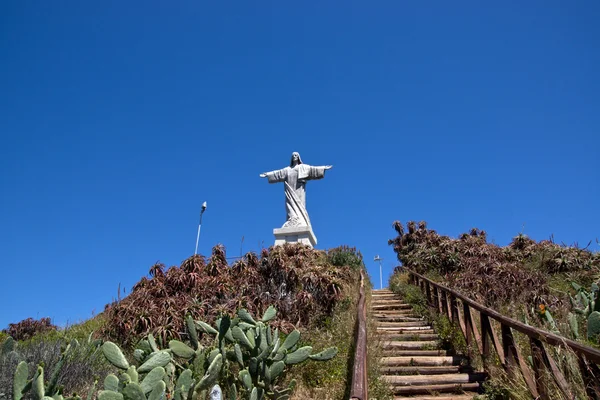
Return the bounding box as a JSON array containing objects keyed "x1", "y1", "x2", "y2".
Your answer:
[
  {"x1": 380, "y1": 356, "x2": 463, "y2": 366},
  {"x1": 393, "y1": 393, "x2": 477, "y2": 399},
  {"x1": 372, "y1": 299, "x2": 410, "y2": 304},
  {"x1": 378, "y1": 321, "x2": 430, "y2": 327},
  {"x1": 372, "y1": 304, "x2": 413, "y2": 310},
  {"x1": 383, "y1": 373, "x2": 483, "y2": 386},
  {"x1": 376, "y1": 316, "x2": 424, "y2": 322},
  {"x1": 377, "y1": 326, "x2": 433, "y2": 333},
  {"x1": 390, "y1": 382, "x2": 481, "y2": 395},
  {"x1": 380, "y1": 365, "x2": 463, "y2": 375},
  {"x1": 377, "y1": 333, "x2": 439, "y2": 341},
  {"x1": 381, "y1": 341, "x2": 439, "y2": 350},
  {"x1": 378, "y1": 328, "x2": 436, "y2": 335},
  {"x1": 382, "y1": 350, "x2": 451, "y2": 357},
  {"x1": 372, "y1": 310, "x2": 416, "y2": 315}
]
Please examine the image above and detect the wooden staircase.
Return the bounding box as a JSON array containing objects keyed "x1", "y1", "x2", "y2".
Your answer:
[{"x1": 372, "y1": 289, "x2": 485, "y2": 400}]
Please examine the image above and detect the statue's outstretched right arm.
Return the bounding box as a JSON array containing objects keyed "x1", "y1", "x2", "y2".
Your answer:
[{"x1": 260, "y1": 168, "x2": 287, "y2": 183}]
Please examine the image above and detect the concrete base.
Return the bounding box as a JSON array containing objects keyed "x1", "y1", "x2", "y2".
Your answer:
[{"x1": 273, "y1": 226, "x2": 317, "y2": 248}]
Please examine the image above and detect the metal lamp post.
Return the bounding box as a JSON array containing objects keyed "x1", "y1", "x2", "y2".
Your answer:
[
  {"x1": 194, "y1": 201, "x2": 207, "y2": 256},
  {"x1": 374, "y1": 255, "x2": 383, "y2": 289}
]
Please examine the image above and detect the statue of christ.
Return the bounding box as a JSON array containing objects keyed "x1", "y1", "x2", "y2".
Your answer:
[{"x1": 260, "y1": 152, "x2": 332, "y2": 228}]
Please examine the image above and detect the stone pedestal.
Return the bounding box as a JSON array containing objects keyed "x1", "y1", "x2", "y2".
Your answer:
[{"x1": 273, "y1": 226, "x2": 317, "y2": 248}]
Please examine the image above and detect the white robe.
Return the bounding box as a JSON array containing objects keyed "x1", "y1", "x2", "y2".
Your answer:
[{"x1": 264, "y1": 164, "x2": 327, "y2": 228}]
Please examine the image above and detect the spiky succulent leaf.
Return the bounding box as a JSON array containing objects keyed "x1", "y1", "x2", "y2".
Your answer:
[
  {"x1": 266, "y1": 326, "x2": 273, "y2": 346},
  {"x1": 2, "y1": 336, "x2": 15, "y2": 355},
  {"x1": 217, "y1": 316, "x2": 231, "y2": 344},
  {"x1": 138, "y1": 340, "x2": 152, "y2": 353},
  {"x1": 140, "y1": 367, "x2": 166, "y2": 394},
  {"x1": 133, "y1": 349, "x2": 146, "y2": 364},
  {"x1": 186, "y1": 316, "x2": 199, "y2": 350},
  {"x1": 246, "y1": 329, "x2": 256, "y2": 349},
  {"x1": 238, "y1": 309, "x2": 257, "y2": 325},
  {"x1": 568, "y1": 313, "x2": 579, "y2": 339},
  {"x1": 147, "y1": 381, "x2": 166, "y2": 400},
  {"x1": 102, "y1": 342, "x2": 130, "y2": 370},
  {"x1": 258, "y1": 325, "x2": 268, "y2": 352},
  {"x1": 272, "y1": 349, "x2": 286, "y2": 362},
  {"x1": 148, "y1": 334, "x2": 159, "y2": 352},
  {"x1": 261, "y1": 306, "x2": 277, "y2": 323},
  {"x1": 308, "y1": 347, "x2": 338, "y2": 361},
  {"x1": 45, "y1": 357, "x2": 64, "y2": 395},
  {"x1": 197, "y1": 354, "x2": 223, "y2": 391},
  {"x1": 169, "y1": 340, "x2": 195, "y2": 359},
  {"x1": 269, "y1": 338, "x2": 281, "y2": 358},
  {"x1": 542, "y1": 310, "x2": 559, "y2": 332},
  {"x1": 138, "y1": 351, "x2": 172, "y2": 373},
  {"x1": 238, "y1": 322, "x2": 255, "y2": 331},
  {"x1": 239, "y1": 369, "x2": 252, "y2": 391},
  {"x1": 120, "y1": 373, "x2": 131, "y2": 385},
  {"x1": 285, "y1": 346, "x2": 312, "y2": 365},
  {"x1": 13, "y1": 361, "x2": 29, "y2": 400},
  {"x1": 122, "y1": 383, "x2": 145, "y2": 400},
  {"x1": 196, "y1": 321, "x2": 218, "y2": 335},
  {"x1": 249, "y1": 357, "x2": 258, "y2": 377},
  {"x1": 98, "y1": 392, "x2": 124, "y2": 400},
  {"x1": 207, "y1": 348, "x2": 220, "y2": 364},
  {"x1": 232, "y1": 326, "x2": 252, "y2": 349},
  {"x1": 234, "y1": 344, "x2": 244, "y2": 367},
  {"x1": 588, "y1": 311, "x2": 600, "y2": 339},
  {"x1": 174, "y1": 369, "x2": 194, "y2": 400},
  {"x1": 104, "y1": 374, "x2": 119, "y2": 392},
  {"x1": 281, "y1": 330, "x2": 300, "y2": 351},
  {"x1": 126, "y1": 366, "x2": 139, "y2": 384},
  {"x1": 228, "y1": 383, "x2": 237, "y2": 400},
  {"x1": 249, "y1": 387, "x2": 258, "y2": 400},
  {"x1": 269, "y1": 361, "x2": 285, "y2": 381},
  {"x1": 32, "y1": 366, "x2": 44, "y2": 400}
]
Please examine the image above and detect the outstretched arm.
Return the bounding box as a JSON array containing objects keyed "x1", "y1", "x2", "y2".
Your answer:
[
  {"x1": 259, "y1": 168, "x2": 287, "y2": 183},
  {"x1": 302, "y1": 164, "x2": 332, "y2": 180}
]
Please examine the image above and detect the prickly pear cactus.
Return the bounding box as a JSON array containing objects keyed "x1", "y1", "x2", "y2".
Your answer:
[
  {"x1": 93, "y1": 305, "x2": 337, "y2": 400},
  {"x1": 193, "y1": 306, "x2": 337, "y2": 399},
  {"x1": 588, "y1": 311, "x2": 600, "y2": 341},
  {"x1": 12, "y1": 337, "x2": 79, "y2": 400},
  {"x1": 570, "y1": 280, "x2": 600, "y2": 340}
]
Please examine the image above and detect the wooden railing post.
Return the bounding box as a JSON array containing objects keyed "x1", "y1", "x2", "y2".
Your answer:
[
  {"x1": 405, "y1": 269, "x2": 600, "y2": 400},
  {"x1": 450, "y1": 294, "x2": 459, "y2": 325},
  {"x1": 349, "y1": 271, "x2": 367, "y2": 400},
  {"x1": 529, "y1": 337, "x2": 549, "y2": 398},
  {"x1": 463, "y1": 303, "x2": 473, "y2": 348},
  {"x1": 501, "y1": 324, "x2": 538, "y2": 397},
  {"x1": 425, "y1": 280, "x2": 432, "y2": 306}
]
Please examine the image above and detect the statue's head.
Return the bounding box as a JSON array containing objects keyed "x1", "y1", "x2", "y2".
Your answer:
[{"x1": 290, "y1": 152, "x2": 303, "y2": 167}]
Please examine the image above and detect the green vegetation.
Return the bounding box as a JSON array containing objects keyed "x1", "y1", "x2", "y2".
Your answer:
[
  {"x1": 388, "y1": 221, "x2": 600, "y2": 399},
  {"x1": 2, "y1": 333, "x2": 112, "y2": 400},
  {"x1": 1, "y1": 244, "x2": 366, "y2": 399},
  {"x1": 96, "y1": 307, "x2": 337, "y2": 400}
]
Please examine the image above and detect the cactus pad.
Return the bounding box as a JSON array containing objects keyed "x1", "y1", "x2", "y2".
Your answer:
[{"x1": 102, "y1": 342, "x2": 130, "y2": 370}]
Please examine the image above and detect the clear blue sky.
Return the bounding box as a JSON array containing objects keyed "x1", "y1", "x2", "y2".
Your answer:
[{"x1": 1, "y1": 1, "x2": 599, "y2": 329}]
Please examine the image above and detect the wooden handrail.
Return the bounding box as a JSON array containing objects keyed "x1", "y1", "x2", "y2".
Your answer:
[
  {"x1": 349, "y1": 269, "x2": 367, "y2": 400},
  {"x1": 407, "y1": 270, "x2": 600, "y2": 399}
]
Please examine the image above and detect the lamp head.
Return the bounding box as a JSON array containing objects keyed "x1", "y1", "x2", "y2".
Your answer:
[{"x1": 201, "y1": 201, "x2": 207, "y2": 212}]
